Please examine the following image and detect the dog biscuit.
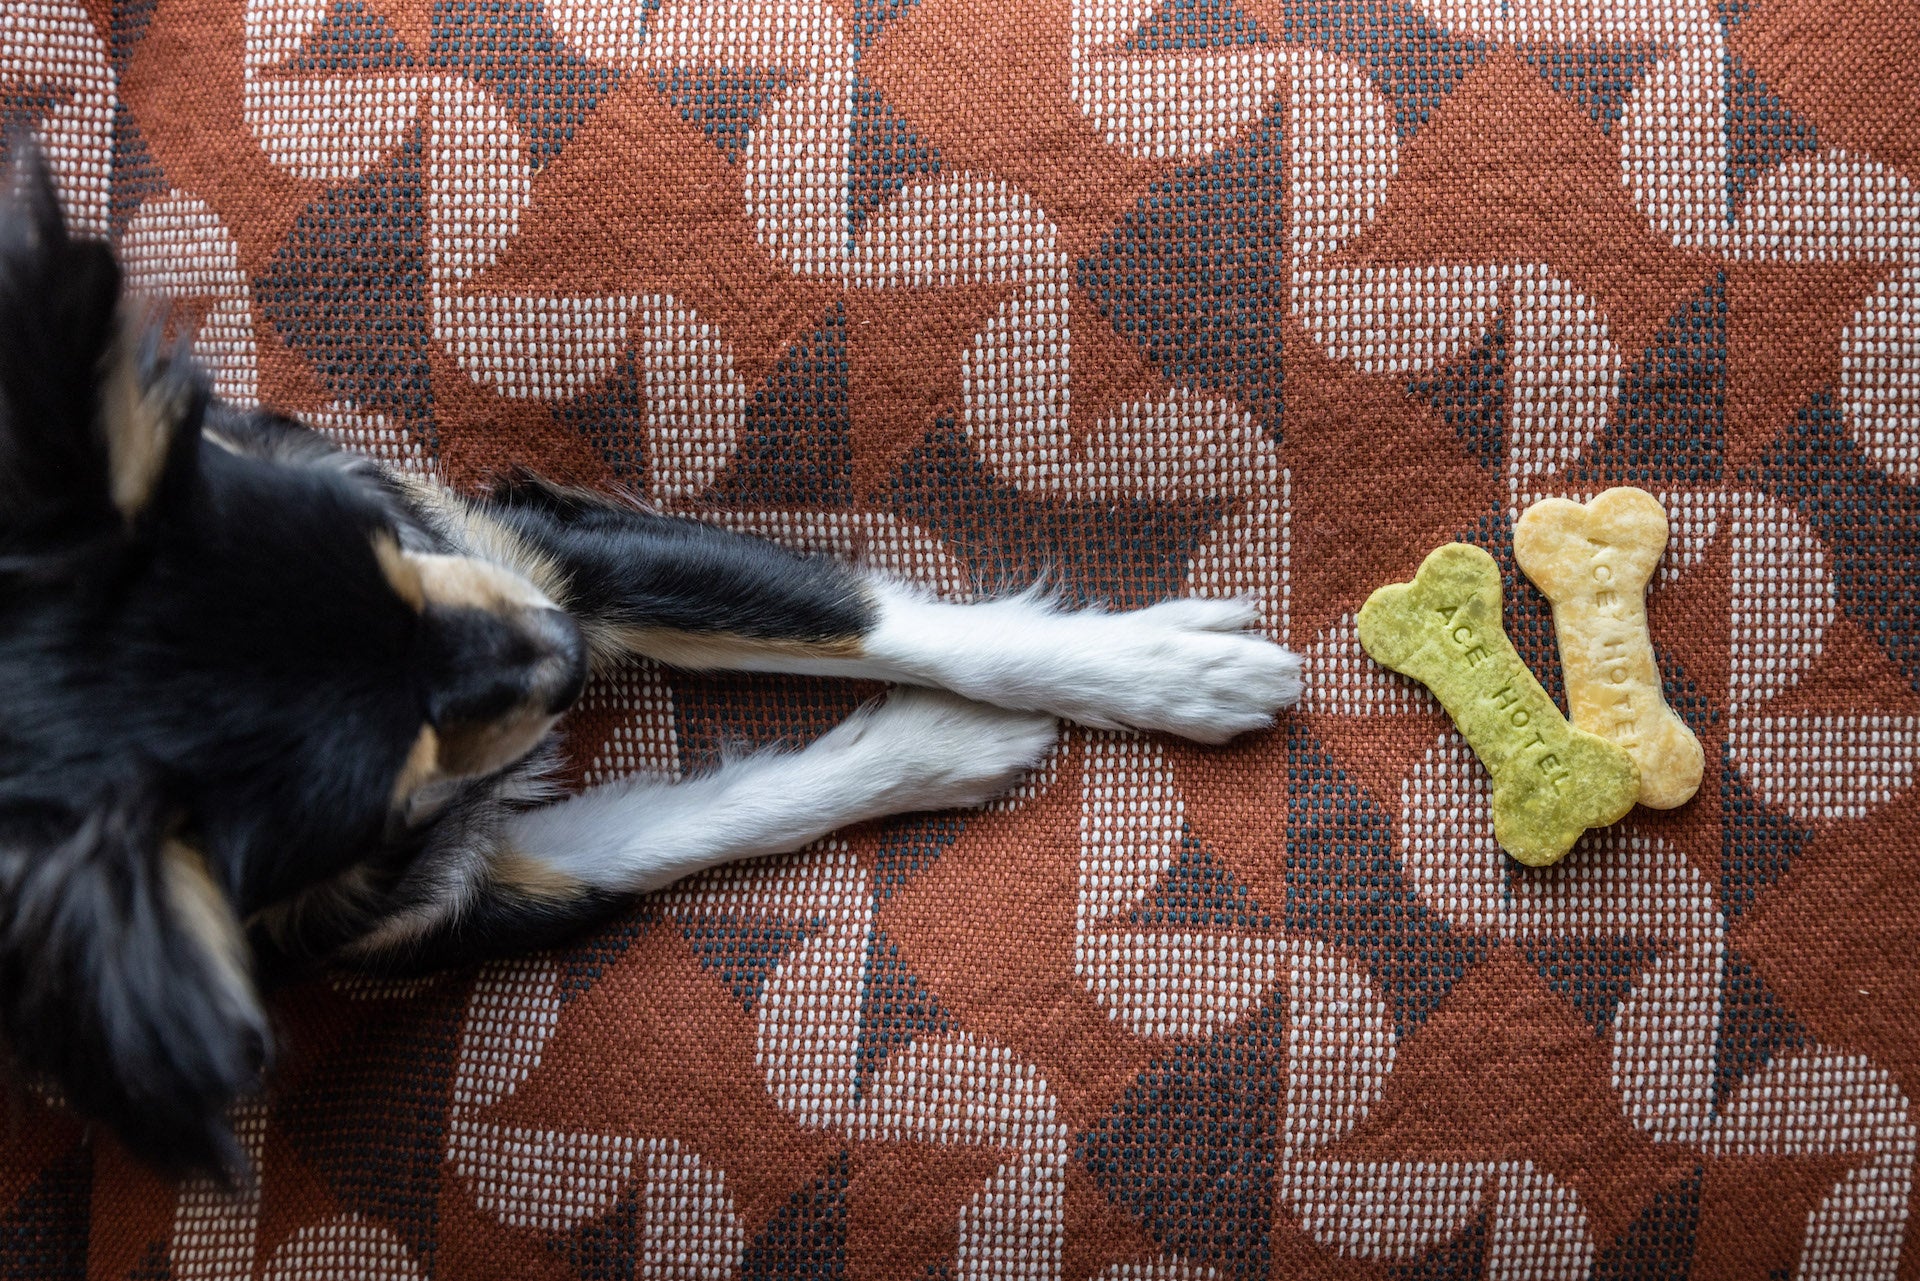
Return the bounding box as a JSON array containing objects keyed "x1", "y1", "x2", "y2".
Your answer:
[
  {"x1": 1358, "y1": 543, "x2": 1640, "y2": 866},
  {"x1": 1514, "y1": 488, "x2": 1704, "y2": 809}
]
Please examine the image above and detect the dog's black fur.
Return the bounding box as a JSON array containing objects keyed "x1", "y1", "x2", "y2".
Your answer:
[
  {"x1": 0, "y1": 152, "x2": 896, "y2": 1174},
  {"x1": 0, "y1": 147, "x2": 1303, "y2": 1180}
]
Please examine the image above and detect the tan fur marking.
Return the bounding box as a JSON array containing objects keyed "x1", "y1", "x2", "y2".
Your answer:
[
  {"x1": 391, "y1": 715, "x2": 559, "y2": 804},
  {"x1": 407, "y1": 551, "x2": 555, "y2": 614},
  {"x1": 390, "y1": 723, "x2": 440, "y2": 805},
  {"x1": 611, "y1": 626, "x2": 866, "y2": 670},
  {"x1": 246, "y1": 863, "x2": 384, "y2": 953},
  {"x1": 99, "y1": 324, "x2": 186, "y2": 520},
  {"x1": 451, "y1": 516, "x2": 569, "y2": 607},
  {"x1": 435, "y1": 709, "x2": 562, "y2": 781},
  {"x1": 490, "y1": 847, "x2": 585, "y2": 903},
  {"x1": 374, "y1": 535, "x2": 426, "y2": 610},
  {"x1": 373, "y1": 502, "x2": 555, "y2": 619},
  {"x1": 161, "y1": 841, "x2": 254, "y2": 1007},
  {"x1": 386, "y1": 473, "x2": 571, "y2": 607}
]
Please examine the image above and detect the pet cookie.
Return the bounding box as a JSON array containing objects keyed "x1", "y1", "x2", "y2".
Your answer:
[
  {"x1": 1514, "y1": 488, "x2": 1704, "y2": 809},
  {"x1": 1358, "y1": 543, "x2": 1640, "y2": 866}
]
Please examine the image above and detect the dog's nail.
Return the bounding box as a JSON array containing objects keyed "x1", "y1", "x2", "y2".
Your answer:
[
  {"x1": 1514, "y1": 488, "x2": 1704, "y2": 810},
  {"x1": 1357, "y1": 542, "x2": 1639, "y2": 867}
]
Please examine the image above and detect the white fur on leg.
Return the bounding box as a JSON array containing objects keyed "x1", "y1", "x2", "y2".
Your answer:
[
  {"x1": 619, "y1": 583, "x2": 1303, "y2": 743},
  {"x1": 506, "y1": 689, "x2": 1058, "y2": 895},
  {"x1": 859, "y1": 586, "x2": 1302, "y2": 744}
]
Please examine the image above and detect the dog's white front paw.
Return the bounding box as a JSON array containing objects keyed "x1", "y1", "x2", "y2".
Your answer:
[
  {"x1": 865, "y1": 586, "x2": 1303, "y2": 745},
  {"x1": 833, "y1": 687, "x2": 1060, "y2": 813},
  {"x1": 1058, "y1": 598, "x2": 1303, "y2": 744}
]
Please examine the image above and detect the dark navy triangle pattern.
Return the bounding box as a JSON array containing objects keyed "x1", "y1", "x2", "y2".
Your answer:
[
  {"x1": 1720, "y1": 740, "x2": 1813, "y2": 924},
  {"x1": 1126, "y1": 833, "x2": 1273, "y2": 932},
  {"x1": 1714, "y1": 947, "x2": 1811, "y2": 1108},
  {"x1": 1285, "y1": 725, "x2": 1490, "y2": 1038},
  {"x1": 112, "y1": 101, "x2": 165, "y2": 237},
  {"x1": 1726, "y1": 52, "x2": 1817, "y2": 214},
  {"x1": 427, "y1": 0, "x2": 624, "y2": 168},
  {"x1": 1524, "y1": 933, "x2": 1662, "y2": 1033},
  {"x1": 1125, "y1": 0, "x2": 1272, "y2": 51},
  {"x1": 845, "y1": 0, "x2": 921, "y2": 58},
  {"x1": 291, "y1": 1, "x2": 415, "y2": 72},
  {"x1": 874, "y1": 814, "x2": 961, "y2": 903},
  {"x1": 1389, "y1": 1209, "x2": 1488, "y2": 1280},
  {"x1": 1078, "y1": 103, "x2": 1287, "y2": 438},
  {"x1": 274, "y1": 1002, "x2": 464, "y2": 1269},
  {"x1": 1594, "y1": 1168, "x2": 1703, "y2": 1279},
  {"x1": 127, "y1": 1240, "x2": 171, "y2": 1281},
  {"x1": 1521, "y1": 39, "x2": 1661, "y2": 134},
  {"x1": 1274, "y1": 1, "x2": 1484, "y2": 140},
  {"x1": 1408, "y1": 307, "x2": 1507, "y2": 469},
  {"x1": 685, "y1": 914, "x2": 811, "y2": 1012},
  {"x1": 259, "y1": 133, "x2": 434, "y2": 425},
  {"x1": 110, "y1": 0, "x2": 164, "y2": 234},
  {"x1": 654, "y1": 66, "x2": 793, "y2": 166},
  {"x1": 1078, "y1": 999, "x2": 1285, "y2": 1277},
  {"x1": 1747, "y1": 390, "x2": 1920, "y2": 694},
  {"x1": 855, "y1": 929, "x2": 955, "y2": 1092},
  {"x1": 1658, "y1": 647, "x2": 1719, "y2": 745},
  {"x1": 110, "y1": 0, "x2": 156, "y2": 75},
  {"x1": 1458, "y1": 507, "x2": 1566, "y2": 712},
  {"x1": 849, "y1": 76, "x2": 939, "y2": 234},
  {"x1": 1574, "y1": 275, "x2": 1727, "y2": 489},
  {"x1": 558, "y1": 345, "x2": 646, "y2": 479},
  {"x1": 560, "y1": 1181, "x2": 639, "y2": 1280},
  {"x1": 559, "y1": 915, "x2": 648, "y2": 1006},
  {"x1": 0, "y1": 93, "x2": 62, "y2": 155},
  {"x1": 0, "y1": 1148, "x2": 88, "y2": 1281},
  {"x1": 892, "y1": 421, "x2": 1226, "y2": 610},
  {"x1": 712, "y1": 301, "x2": 855, "y2": 507},
  {"x1": 741, "y1": 1150, "x2": 850, "y2": 1279}
]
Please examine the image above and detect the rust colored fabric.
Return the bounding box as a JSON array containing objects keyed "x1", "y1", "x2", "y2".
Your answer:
[{"x1": 4, "y1": 0, "x2": 1920, "y2": 1276}]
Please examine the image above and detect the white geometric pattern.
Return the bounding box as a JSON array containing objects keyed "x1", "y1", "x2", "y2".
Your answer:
[
  {"x1": 16, "y1": 0, "x2": 1910, "y2": 1271},
  {"x1": 0, "y1": 0, "x2": 112, "y2": 235},
  {"x1": 1395, "y1": 738, "x2": 1917, "y2": 1271}
]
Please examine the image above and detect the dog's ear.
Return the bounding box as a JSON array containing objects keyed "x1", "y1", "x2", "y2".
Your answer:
[
  {"x1": 0, "y1": 792, "x2": 267, "y2": 1177},
  {"x1": 0, "y1": 141, "x2": 202, "y2": 540}
]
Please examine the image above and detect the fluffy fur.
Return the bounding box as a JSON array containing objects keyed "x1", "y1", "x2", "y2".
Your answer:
[{"x1": 0, "y1": 150, "x2": 1302, "y2": 1176}]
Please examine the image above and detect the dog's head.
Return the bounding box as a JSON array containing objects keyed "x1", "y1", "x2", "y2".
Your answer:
[{"x1": 0, "y1": 152, "x2": 585, "y2": 1174}]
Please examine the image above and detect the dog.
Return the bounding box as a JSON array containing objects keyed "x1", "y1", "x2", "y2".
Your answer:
[{"x1": 0, "y1": 150, "x2": 1302, "y2": 1177}]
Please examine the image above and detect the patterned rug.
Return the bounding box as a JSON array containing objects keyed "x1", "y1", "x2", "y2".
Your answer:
[{"x1": 4, "y1": 0, "x2": 1920, "y2": 1276}]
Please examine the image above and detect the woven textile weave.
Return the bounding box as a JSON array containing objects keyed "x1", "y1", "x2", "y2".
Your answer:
[{"x1": 5, "y1": 0, "x2": 1920, "y2": 1275}]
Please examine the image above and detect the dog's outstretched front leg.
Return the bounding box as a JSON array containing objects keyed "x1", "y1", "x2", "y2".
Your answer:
[
  {"x1": 627, "y1": 582, "x2": 1300, "y2": 743},
  {"x1": 831, "y1": 584, "x2": 1302, "y2": 745},
  {"x1": 341, "y1": 689, "x2": 1056, "y2": 969},
  {"x1": 501, "y1": 687, "x2": 1055, "y2": 894},
  {"x1": 487, "y1": 479, "x2": 1302, "y2": 743}
]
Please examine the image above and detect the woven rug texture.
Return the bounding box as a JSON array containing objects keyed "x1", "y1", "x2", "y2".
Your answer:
[{"x1": 3, "y1": 0, "x2": 1920, "y2": 1276}]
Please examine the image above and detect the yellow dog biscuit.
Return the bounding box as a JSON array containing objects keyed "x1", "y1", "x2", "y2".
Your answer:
[
  {"x1": 1358, "y1": 543, "x2": 1640, "y2": 866},
  {"x1": 1514, "y1": 488, "x2": 1704, "y2": 809}
]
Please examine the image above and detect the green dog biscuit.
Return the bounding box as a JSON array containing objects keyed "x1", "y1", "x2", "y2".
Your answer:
[{"x1": 1357, "y1": 543, "x2": 1640, "y2": 867}]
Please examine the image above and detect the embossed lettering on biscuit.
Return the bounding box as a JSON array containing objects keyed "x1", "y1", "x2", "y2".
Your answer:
[
  {"x1": 1357, "y1": 543, "x2": 1640, "y2": 867},
  {"x1": 1515, "y1": 488, "x2": 1704, "y2": 809}
]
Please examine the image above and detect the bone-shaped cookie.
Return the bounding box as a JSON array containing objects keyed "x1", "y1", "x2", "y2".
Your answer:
[
  {"x1": 1514, "y1": 488, "x2": 1704, "y2": 809},
  {"x1": 1358, "y1": 543, "x2": 1639, "y2": 866}
]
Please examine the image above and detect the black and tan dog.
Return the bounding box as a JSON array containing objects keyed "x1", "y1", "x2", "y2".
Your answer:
[{"x1": 0, "y1": 152, "x2": 1301, "y2": 1175}]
